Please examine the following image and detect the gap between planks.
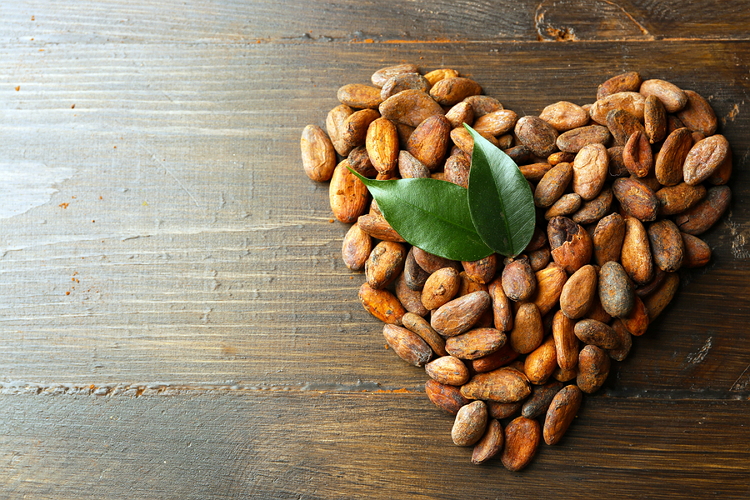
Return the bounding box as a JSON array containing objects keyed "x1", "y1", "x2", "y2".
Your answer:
[{"x1": 1, "y1": 381, "x2": 747, "y2": 400}]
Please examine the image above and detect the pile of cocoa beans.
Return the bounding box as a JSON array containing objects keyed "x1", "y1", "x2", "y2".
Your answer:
[{"x1": 300, "y1": 64, "x2": 731, "y2": 471}]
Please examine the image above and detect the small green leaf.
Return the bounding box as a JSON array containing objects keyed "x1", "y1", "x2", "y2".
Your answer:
[
  {"x1": 348, "y1": 167, "x2": 493, "y2": 261},
  {"x1": 465, "y1": 124, "x2": 535, "y2": 257}
]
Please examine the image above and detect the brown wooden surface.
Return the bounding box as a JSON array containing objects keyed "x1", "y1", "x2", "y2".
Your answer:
[{"x1": 0, "y1": 1, "x2": 748, "y2": 498}]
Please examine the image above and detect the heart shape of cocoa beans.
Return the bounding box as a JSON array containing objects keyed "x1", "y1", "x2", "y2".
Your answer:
[{"x1": 300, "y1": 63, "x2": 731, "y2": 471}]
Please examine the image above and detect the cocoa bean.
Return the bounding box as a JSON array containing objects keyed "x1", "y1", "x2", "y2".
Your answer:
[
  {"x1": 612, "y1": 177, "x2": 659, "y2": 222},
  {"x1": 606, "y1": 108, "x2": 645, "y2": 147},
  {"x1": 463, "y1": 95, "x2": 503, "y2": 116},
  {"x1": 425, "y1": 378, "x2": 470, "y2": 415},
  {"x1": 522, "y1": 380, "x2": 564, "y2": 419},
  {"x1": 446, "y1": 328, "x2": 507, "y2": 360},
  {"x1": 431, "y1": 291, "x2": 491, "y2": 337},
  {"x1": 430, "y1": 77, "x2": 482, "y2": 106},
  {"x1": 622, "y1": 130, "x2": 653, "y2": 177},
  {"x1": 639, "y1": 79, "x2": 687, "y2": 113},
  {"x1": 379, "y1": 89, "x2": 444, "y2": 127},
  {"x1": 382, "y1": 324, "x2": 433, "y2": 366},
  {"x1": 341, "y1": 223, "x2": 372, "y2": 271},
  {"x1": 552, "y1": 310, "x2": 579, "y2": 371},
  {"x1": 532, "y1": 263, "x2": 568, "y2": 315},
  {"x1": 548, "y1": 216, "x2": 593, "y2": 274},
  {"x1": 576, "y1": 344, "x2": 611, "y2": 394},
  {"x1": 509, "y1": 302, "x2": 544, "y2": 354},
  {"x1": 423, "y1": 68, "x2": 460, "y2": 87},
  {"x1": 572, "y1": 188, "x2": 614, "y2": 225},
  {"x1": 681, "y1": 233, "x2": 712, "y2": 268},
  {"x1": 589, "y1": 91, "x2": 645, "y2": 125},
  {"x1": 452, "y1": 400, "x2": 489, "y2": 447},
  {"x1": 593, "y1": 212, "x2": 626, "y2": 266},
  {"x1": 643, "y1": 272, "x2": 679, "y2": 320},
  {"x1": 621, "y1": 216, "x2": 654, "y2": 285},
  {"x1": 543, "y1": 384, "x2": 583, "y2": 445},
  {"x1": 574, "y1": 319, "x2": 620, "y2": 350},
  {"x1": 365, "y1": 240, "x2": 406, "y2": 289},
  {"x1": 655, "y1": 127, "x2": 693, "y2": 186},
  {"x1": 329, "y1": 160, "x2": 369, "y2": 223},
  {"x1": 337, "y1": 83, "x2": 384, "y2": 109},
  {"x1": 683, "y1": 134, "x2": 730, "y2": 186},
  {"x1": 380, "y1": 73, "x2": 430, "y2": 100},
  {"x1": 371, "y1": 63, "x2": 420, "y2": 88},
  {"x1": 461, "y1": 367, "x2": 531, "y2": 403},
  {"x1": 644, "y1": 94, "x2": 667, "y2": 144},
  {"x1": 655, "y1": 182, "x2": 706, "y2": 216},
  {"x1": 675, "y1": 89, "x2": 718, "y2": 136},
  {"x1": 559, "y1": 264, "x2": 598, "y2": 319},
  {"x1": 407, "y1": 114, "x2": 451, "y2": 170},
  {"x1": 598, "y1": 261, "x2": 635, "y2": 318},
  {"x1": 421, "y1": 267, "x2": 461, "y2": 310},
  {"x1": 395, "y1": 274, "x2": 429, "y2": 317},
  {"x1": 471, "y1": 419, "x2": 504, "y2": 465},
  {"x1": 359, "y1": 283, "x2": 406, "y2": 324},
  {"x1": 402, "y1": 312, "x2": 447, "y2": 356},
  {"x1": 425, "y1": 355, "x2": 470, "y2": 386},
  {"x1": 674, "y1": 185, "x2": 731, "y2": 235},
  {"x1": 523, "y1": 336, "x2": 558, "y2": 385},
  {"x1": 540, "y1": 101, "x2": 590, "y2": 131},
  {"x1": 534, "y1": 162, "x2": 573, "y2": 208},
  {"x1": 473, "y1": 109, "x2": 518, "y2": 137},
  {"x1": 502, "y1": 256, "x2": 537, "y2": 301},
  {"x1": 469, "y1": 342, "x2": 520, "y2": 373},
  {"x1": 515, "y1": 116, "x2": 559, "y2": 157},
  {"x1": 647, "y1": 219, "x2": 684, "y2": 272},
  {"x1": 501, "y1": 417, "x2": 541, "y2": 472},
  {"x1": 597, "y1": 71, "x2": 642, "y2": 100},
  {"x1": 445, "y1": 101, "x2": 474, "y2": 128},
  {"x1": 572, "y1": 143, "x2": 609, "y2": 200}
]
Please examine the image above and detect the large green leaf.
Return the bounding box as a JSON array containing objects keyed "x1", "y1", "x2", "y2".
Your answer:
[
  {"x1": 466, "y1": 125, "x2": 536, "y2": 257},
  {"x1": 348, "y1": 168, "x2": 493, "y2": 261}
]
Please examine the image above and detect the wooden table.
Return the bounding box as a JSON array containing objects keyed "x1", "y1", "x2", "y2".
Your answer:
[{"x1": 1, "y1": 1, "x2": 748, "y2": 498}]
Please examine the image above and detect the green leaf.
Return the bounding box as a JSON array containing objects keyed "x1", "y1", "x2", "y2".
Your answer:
[
  {"x1": 465, "y1": 124, "x2": 536, "y2": 257},
  {"x1": 347, "y1": 168, "x2": 493, "y2": 261}
]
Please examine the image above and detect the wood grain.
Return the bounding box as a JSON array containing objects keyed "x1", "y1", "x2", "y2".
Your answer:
[
  {"x1": 3, "y1": 0, "x2": 750, "y2": 43},
  {"x1": 0, "y1": 392, "x2": 747, "y2": 499},
  {"x1": 0, "y1": 1, "x2": 749, "y2": 498}
]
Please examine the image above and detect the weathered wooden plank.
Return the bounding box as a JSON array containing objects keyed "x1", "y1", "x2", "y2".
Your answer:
[
  {"x1": 1, "y1": 0, "x2": 749, "y2": 45},
  {"x1": 0, "y1": 41, "x2": 749, "y2": 395},
  {"x1": 0, "y1": 392, "x2": 747, "y2": 499}
]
